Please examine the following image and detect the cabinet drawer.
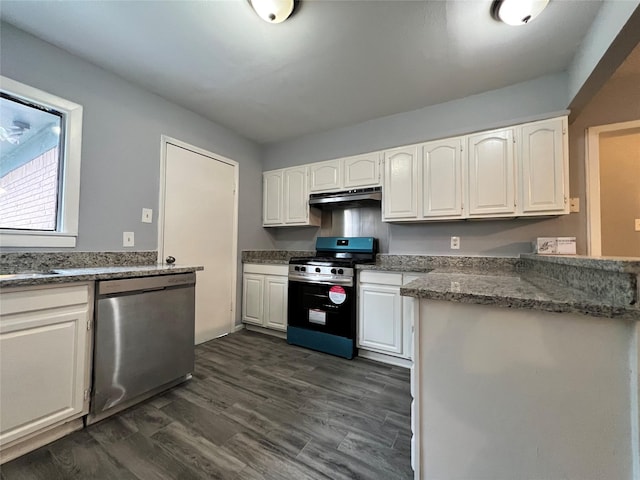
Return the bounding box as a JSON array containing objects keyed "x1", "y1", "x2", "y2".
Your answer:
[
  {"x1": 359, "y1": 271, "x2": 403, "y2": 286},
  {"x1": 0, "y1": 284, "x2": 89, "y2": 317},
  {"x1": 243, "y1": 263, "x2": 288, "y2": 276}
]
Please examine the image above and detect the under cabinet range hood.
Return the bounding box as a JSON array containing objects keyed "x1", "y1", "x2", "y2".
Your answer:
[{"x1": 309, "y1": 187, "x2": 382, "y2": 209}]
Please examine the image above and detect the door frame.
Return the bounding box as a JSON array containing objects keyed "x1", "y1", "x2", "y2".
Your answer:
[
  {"x1": 158, "y1": 135, "x2": 239, "y2": 336},
  {"x1": 585, "y1": 119, "x2": 640, "y2": 256}
]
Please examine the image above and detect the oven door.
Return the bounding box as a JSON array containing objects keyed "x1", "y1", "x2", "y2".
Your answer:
[{"x1": 287, "y1": 279, "x2": 356, "y2": 339}]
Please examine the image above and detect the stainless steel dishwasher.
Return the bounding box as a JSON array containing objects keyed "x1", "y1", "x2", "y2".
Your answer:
[{"x1": 87, "y1": 273, "x2": 195, "y2": 424}]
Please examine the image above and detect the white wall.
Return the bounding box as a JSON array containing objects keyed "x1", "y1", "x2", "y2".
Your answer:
[
  {"x1": 416, "y1": 300, "x2": 637, "y2": 480},
  {"x1": 0, "y1": 22, "x2": 273, "y2": 256},
  {"x1": 263, "y1": 73, "x2": 568, "y2": 170},
  {"x1": 567, "y1": 0, "x2": 640, "y2": 104}
]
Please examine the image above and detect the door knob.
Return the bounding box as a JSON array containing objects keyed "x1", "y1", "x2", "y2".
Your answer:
[{"x1": 165, "y1": 256, "x2": 176, "y2": 264}]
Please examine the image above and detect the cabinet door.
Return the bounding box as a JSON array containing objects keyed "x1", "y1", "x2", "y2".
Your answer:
[
  {"x1": 264, "y1": 276, "x2": 288, "y2": 331},
  {"x1": 309, "y1": 160, "x2": 341, "y2": 192},
  {"x1": 283, "y1": 167, "x2": 309, "y2": 224},
  {"x1": 383, "y1": 146, "x2": 419, "y2": 220},
  {"x1": 468, "y1": 128, "x2": 516, "y2": 216},
  {"x1": 520, "y1": 117, "x2": 568, "y2": 213},
  {"x1": 343, "y1": 153, "x2": 380, "y2": 188},
  {"x1": 263, "y1": 171, "x2": 283, "y2": 225},
  {"x1": 358, "y1": 284, "x2": 402, "y2": 355},
  {"x1": 242, "y1": 274, "x2": 264, "y2": 325},
  {"x1": 0, "y1": 304, "x2": 89, "y2": 445},
  {"x1": 402, "y1": 273, "x2": 427, "y2": 361},
  {"x1": 420, "y1": 138, "x2": 463, "y2": 218}
]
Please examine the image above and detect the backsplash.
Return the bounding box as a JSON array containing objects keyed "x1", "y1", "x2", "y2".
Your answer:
[
  {"x1": 266, "y1": 207, "x2": 576, "y2": 257},
  {"x1": 521, "y1": 254, "x2": 639, "y2": 307},
  {"x1": 0, "y1": 251, "x2": 158, "y2": 273},
  {"x1": 374, "y1": 254, "x2": 521, "y2": 272},
  {"x1": 241, "y1": 250, "x2": 314, "y2": 264}
]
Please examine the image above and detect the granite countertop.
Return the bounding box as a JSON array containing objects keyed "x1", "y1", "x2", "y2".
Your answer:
[
  {"x1": 242, "y1": 250, "x2": 314, "y2": 265},
  {"x1": 520, "y1": 253, "x2": 640, "y2": 273},
  {"x1": 239, "y1": 250, "x2": 639, "y2": 320},
  {"x1": 0, "y1": 264, "x2": 204, "y2": 289},
  {"x1": 400, "y1": 269, "x2": 639, "y2": 320}
]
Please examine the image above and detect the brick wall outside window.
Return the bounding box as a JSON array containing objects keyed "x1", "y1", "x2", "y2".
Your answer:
[{"x1": 0, "y1": 147, "x2": 59, "y2": 230}]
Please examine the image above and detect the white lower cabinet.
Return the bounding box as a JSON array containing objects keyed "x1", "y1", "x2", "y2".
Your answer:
[
  {"x1": 264, "y1": 276, "x2": 288, "y2": 331},
  {"x1": 0, "y1": 283, "x2": 92, "y2": 461},
  {"x1": 359, "y1": 282, "x2": 403, "y2": 354},
  {"x1": 358, "y1": 271, "x2": 423, "y2": 362},
  {"x1": 242, "y1": 264, "x2": 288, "y2": 332}
]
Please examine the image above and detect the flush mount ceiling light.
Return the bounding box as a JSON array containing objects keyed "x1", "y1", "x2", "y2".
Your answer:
[
  {"x1": 491, "y1": 0, "x2": 550, "y2": 26},
  {"x1": 250, "y1": 0, "x2": 294, "y2": 24}
]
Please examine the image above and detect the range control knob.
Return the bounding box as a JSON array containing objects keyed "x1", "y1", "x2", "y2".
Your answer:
[
  {"x1": 337, "y1": 269, "x2": 344, "y2": 275},
  {"x1": 331, "y1": 268, "x2": 337, "y2": 274},
  {"x1": 315, "y1": 267, "x2": 321, "y2": 273},
  {"x1": 300, "y1": 266, "x2": 306, "y2": 272},
  {"x1": 294, "y1": 266, "x2": 300, "y2": 271}
]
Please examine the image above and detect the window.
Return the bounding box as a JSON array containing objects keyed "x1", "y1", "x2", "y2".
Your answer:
[{"x1": 0, "y1": 77, "x2": 82, "y2": 247}]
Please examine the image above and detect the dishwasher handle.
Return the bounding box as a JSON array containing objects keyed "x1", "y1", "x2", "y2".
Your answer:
[{"x1": 97, "y1": 273, "x2": 196, "y2": 297}]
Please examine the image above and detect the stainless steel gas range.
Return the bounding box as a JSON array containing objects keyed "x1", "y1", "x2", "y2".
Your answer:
[{"x1": 287, "y1": 236, "x2": 377, "y2": 359}]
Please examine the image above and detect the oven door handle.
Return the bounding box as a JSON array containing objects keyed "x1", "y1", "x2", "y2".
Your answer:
[{"x1": 287, "y1": 275, "x2": 353, "y2": 287}]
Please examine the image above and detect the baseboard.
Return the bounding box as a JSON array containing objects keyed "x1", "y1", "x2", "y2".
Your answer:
[
  {"x1": 0, "y1": 418, "x2": 83, "y2": 464},
  {"x1": 359, "y1": 349, "x2": 412, "y2": 368},
  {"x1": 233, "y1": 323, "x2": 245, "y2": 333},
  {"x1": 244, "y1": 323, "x2": 286, "y2": 339}
]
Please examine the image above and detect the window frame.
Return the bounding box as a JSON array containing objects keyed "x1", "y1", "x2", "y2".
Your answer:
[{"x1": 0, "y1": 76, "x2": 83, "y2": 248}]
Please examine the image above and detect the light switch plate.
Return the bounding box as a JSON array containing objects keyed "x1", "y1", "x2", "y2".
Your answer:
[
  {"x1": 635, "y1": 219, "x2": 640, "y2": 232},
  {"x1": 450, "y1": 236, "x2": 460, "y2": 249},
  {"x1": 142, "y1": 208, "x2": 153, "y2": 223},
  {"x1": 123, "y1": 231, "x2": 135, "y2": 247},
  {"x1": 570, "y1": 198, "x2": 580, "y2": 213}
]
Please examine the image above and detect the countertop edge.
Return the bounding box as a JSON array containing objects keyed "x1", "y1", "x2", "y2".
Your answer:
[
  {"x1": 400, "y1": 280, "x2": 640, "y2": 321},
  {"x1": 0, "y1": 265, "x2": 204, "y2": 289}
]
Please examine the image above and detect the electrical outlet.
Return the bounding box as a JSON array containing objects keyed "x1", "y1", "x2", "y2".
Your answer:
[
  {"x1": 450, "y1": 236, "x2": 460, "y2": 250},
  {"x1": 123, "y1": 231, "x2": 135, "y2": 247},
  {"x1": 141, "y1": 208, "x2": 153, "y2": 223},
  {"x1": 570, "y1": 198, "x2": 580, "y2": 213},
  {"x1": 635, "y1": 219, "x2": 640, "y2": 232}
]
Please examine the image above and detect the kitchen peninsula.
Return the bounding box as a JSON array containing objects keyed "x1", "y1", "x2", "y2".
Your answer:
[{"x1": 398, "y1": 254, "x2": 639, "y2": 480}]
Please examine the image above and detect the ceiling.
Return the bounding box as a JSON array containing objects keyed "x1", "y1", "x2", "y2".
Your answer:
[{"x1": 0, "y1": 1, "x2": 604, "y2": 144}]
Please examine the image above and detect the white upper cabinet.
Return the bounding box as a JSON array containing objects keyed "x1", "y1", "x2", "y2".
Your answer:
[
  {"x1": 265, "y1": 116, "x2": 569, "y2": 226},
  {"x1": 382, "y1": 146, "x2": 419, "y2": 220},
  {"x1": 263, "y1": 167, "x2": 321, "y2": 227},
  {"x1": 263, "y1": 170, "x2": 283, "y2": 225},
  {"x1": 519, "y1": 117, "x2": 568, "y2": 214},
  {"x1": 309, "y1": 153, "x2": 380, "y2": 193},
  {"x1": 343, "y1": 153, "x2": 380, "y2": 188},
  {"x1": 283, "y1": 167, "x2": 308, "y2": 224},
  {"x1": 309, "y1": 160, "x2": 342, "y2": 192},
  {"x1": 420, "y1": 137, "x2": 463, "y2": 218},
  {"x1": 467, "y1": 128, "x2": 516, "y2": 217}
]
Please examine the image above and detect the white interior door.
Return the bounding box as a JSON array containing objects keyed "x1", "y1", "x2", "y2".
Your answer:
[{"x1": 161, "y1": 140, "x2": 237, "y2": 344}]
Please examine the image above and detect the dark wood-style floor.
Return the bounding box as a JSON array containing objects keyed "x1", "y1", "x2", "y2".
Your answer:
[{"x1": 1, "y1": 330, "x2": 412, "y2": 480}]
